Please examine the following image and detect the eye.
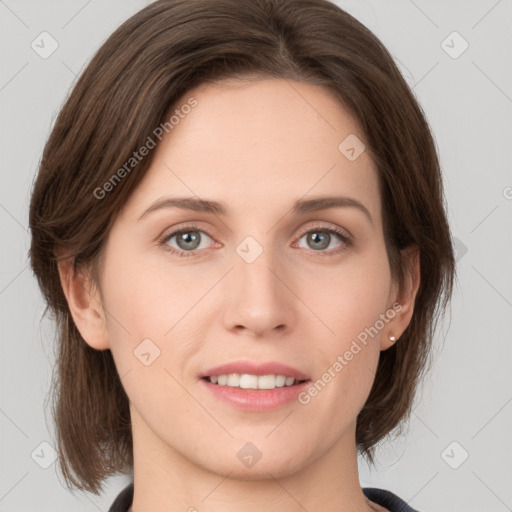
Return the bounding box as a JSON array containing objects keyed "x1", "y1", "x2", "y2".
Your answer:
[
  {"x1": 295, "y1": 225, "x2": 351, "y2": 256},
  {"x1": 158, "y1": 222, "x2": 352, "y2": 258},
  {"x1": 159, "y1": 224, "x2": 214, "y2": 257}
]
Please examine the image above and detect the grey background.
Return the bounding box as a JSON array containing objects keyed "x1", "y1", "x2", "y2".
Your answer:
[{"x1": 1, "y1": 0, "x2": 511, "y2": 511}]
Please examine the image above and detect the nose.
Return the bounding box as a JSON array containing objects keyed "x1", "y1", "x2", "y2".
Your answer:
[{"x1": 221, "y1": 245, "x2": 296, "y2": 338}]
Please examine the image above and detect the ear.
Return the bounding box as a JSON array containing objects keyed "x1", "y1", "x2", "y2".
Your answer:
[
  {"x1": 380, "y1": 245, "x2": 421, "y2": 351},
  {"x1": 56, "y1": 255, "x2": 110, "y2": 351}
]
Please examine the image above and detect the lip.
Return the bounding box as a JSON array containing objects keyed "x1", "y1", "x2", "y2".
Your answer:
[
  {"x1": 200, "y1": 378, "x2": 311, "y2": 411},
  {"x1": 199, "y1": 360, "x2": 311, "y2": 412},
  {"x1": 200, "y1": 361, "x2": 310, "y2": 381}
]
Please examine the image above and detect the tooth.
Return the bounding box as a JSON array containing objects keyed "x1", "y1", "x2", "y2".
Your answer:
[
  {"x1": 227, "y1": 374, "x2": 240, "y2": 387},
  {"x1": 275, "y1": 375, "x2": 286, "y2": 387},
  {"x1": 239, "y1": 374, "x2": 258, "y2": 389},
  {"x1": 258, "y1": 375, "x2": 276, "y2": 389},
  {"x1": 211, "y1": 373, "x2": 299, "y2": 388},
  {"x1": 285, "y1": 377, "x2": 295, "y2": 386}
]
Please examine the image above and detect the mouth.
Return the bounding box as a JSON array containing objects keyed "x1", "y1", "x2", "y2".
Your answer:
[
  {"x1": 200, "y1": 374, "x2": 311, "y2": 411},
  {"x1": 202, "y1": 373, "x2": 309, "y2": 390}
]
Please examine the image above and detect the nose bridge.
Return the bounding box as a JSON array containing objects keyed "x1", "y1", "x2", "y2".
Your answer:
[
  {"x1": 236, "y1": 238, "x2": 279, "y2": 296},
  {"x1": 222, "y1": 233, "x2": 294, "y2": 334}
]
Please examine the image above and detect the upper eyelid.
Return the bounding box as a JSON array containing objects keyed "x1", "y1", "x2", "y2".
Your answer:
[
  {"x1": 296, "y1": 223, "x2": 351, "y2": 238},
  {"x1": 160, "y1": 224, "x2": 352, "y2": 261},
  {"x1": 160, "y1": 222, "x2": 351, "y2": 245}
]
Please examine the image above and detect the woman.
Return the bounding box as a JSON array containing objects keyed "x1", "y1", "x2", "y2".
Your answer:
[{"x1": 28, "y1": 0, "x2": 455, "y2": 511}]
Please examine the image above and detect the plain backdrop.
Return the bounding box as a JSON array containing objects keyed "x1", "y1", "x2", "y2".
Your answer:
[{"x1": 1, "y1": 1, "x2": 511, "y2": 511}]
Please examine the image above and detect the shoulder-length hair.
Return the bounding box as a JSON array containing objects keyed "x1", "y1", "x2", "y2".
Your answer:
[{"x1": 29, "y1": 0, "x2": 456, "y2": 495}]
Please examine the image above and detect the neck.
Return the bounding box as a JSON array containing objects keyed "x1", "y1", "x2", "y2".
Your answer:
[{"x1": 128, "y1": 408, "x2": 382, "y2": 512}]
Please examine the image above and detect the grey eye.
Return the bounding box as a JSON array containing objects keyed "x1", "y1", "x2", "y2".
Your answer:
[
  {"x1": 298, "y1": 230, "x2": 343, "y2": 251},
  {"x1": 167, "y1": 230, "x2": 212, "y2": 251}
]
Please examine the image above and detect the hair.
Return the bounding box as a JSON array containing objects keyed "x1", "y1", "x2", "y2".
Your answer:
[{"x1": 28, "y1": 0, "x2": 456, "y2": 496}]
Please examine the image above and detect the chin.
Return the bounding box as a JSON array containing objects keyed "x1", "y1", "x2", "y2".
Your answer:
[{"x1": 191, "y1": 444, "x2": 311, "y2": 481}]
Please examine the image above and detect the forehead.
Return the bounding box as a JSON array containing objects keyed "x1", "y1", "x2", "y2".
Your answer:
[{"x1": 122, "y1": 78, "x2": 380, "y2": 226}]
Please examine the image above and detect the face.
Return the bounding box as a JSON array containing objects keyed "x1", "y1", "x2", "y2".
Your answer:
[{"x1": 74, "y1": 78, "x2": 416, "y2": 480}]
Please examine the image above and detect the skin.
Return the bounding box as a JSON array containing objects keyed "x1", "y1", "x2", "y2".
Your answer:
[{"x1": 58, "y1": 78, "x2": 420, "y2": 512}]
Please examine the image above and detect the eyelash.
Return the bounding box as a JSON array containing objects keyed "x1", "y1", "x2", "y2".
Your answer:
[{"x1": 157, "y1": 222, "x2": 352, "y2": 258}]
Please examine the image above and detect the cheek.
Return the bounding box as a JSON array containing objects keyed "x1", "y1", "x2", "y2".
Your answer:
[
  {"x1": 101, "y1": 247, "x2": 192, "y2": 334},
  {"x1": 296, "y1": 246, "x2": 390, "y2": 411},
  {"x1": 100, "y1": 249, "x2": 211, "y2": 381},
  {"x1": 296, "y1": 304, "x2": 383, "y2": 443},
  {"x1": 299, "y1": 241, "x2": 392, "y2": 341}
]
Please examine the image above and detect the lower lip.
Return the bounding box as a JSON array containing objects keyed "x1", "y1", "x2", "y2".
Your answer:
[{"x1": 200, "y1": 378, "x2": 310, "y2": 411}]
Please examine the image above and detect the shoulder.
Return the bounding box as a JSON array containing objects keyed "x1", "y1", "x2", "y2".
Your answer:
[
  {"x1": 108, "y1": 482, "x2": 134, "y2": 512},
  {"x1": 362, "y1": 487, "x2": 421, "y2": 512}
]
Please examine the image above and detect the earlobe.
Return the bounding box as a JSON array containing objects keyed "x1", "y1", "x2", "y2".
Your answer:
[
  {"x1": 381, "y1": 245, "x2": 421, "y2": 351},
  {"x1": 56, "y1": 256, "x2": 110, "y2": 351}
]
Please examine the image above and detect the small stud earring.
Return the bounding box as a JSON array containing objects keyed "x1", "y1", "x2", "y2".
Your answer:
[{"x1": 389, "y1": 335, "x2": 396, "y2": 342}]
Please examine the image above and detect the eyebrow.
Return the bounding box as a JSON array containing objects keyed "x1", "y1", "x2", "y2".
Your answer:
[{"x1": 138, "y1": 195, "x2": 373, "y2": 225}]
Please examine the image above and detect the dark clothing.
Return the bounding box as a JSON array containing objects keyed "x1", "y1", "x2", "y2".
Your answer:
[
  {"x1": 363, "y1": 487, "x2": 420, "y2": 512},
  {"x1": 108, "y1": 482, "x2": 420, "y2": 511}
]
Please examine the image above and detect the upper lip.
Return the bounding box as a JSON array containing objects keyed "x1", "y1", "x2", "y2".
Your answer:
[{"x1": 200, "y1": 361, "x2": 310, "y2": 381}]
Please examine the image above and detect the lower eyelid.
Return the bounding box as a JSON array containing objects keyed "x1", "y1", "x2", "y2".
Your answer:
[
  {"x1": 160, "y1": 226, "x2": 351, "y2": 256},
  {"x1": 160, "y1": 229, "x2": 214, "y2": 250},
  {"x1": 295, "y1": 229, "x2": 351, "y2": 251}
]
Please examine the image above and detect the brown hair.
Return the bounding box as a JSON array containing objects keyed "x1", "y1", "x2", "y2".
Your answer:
[{"x1": 29, "y1": 0, "x2": 456, "y2": 496}]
